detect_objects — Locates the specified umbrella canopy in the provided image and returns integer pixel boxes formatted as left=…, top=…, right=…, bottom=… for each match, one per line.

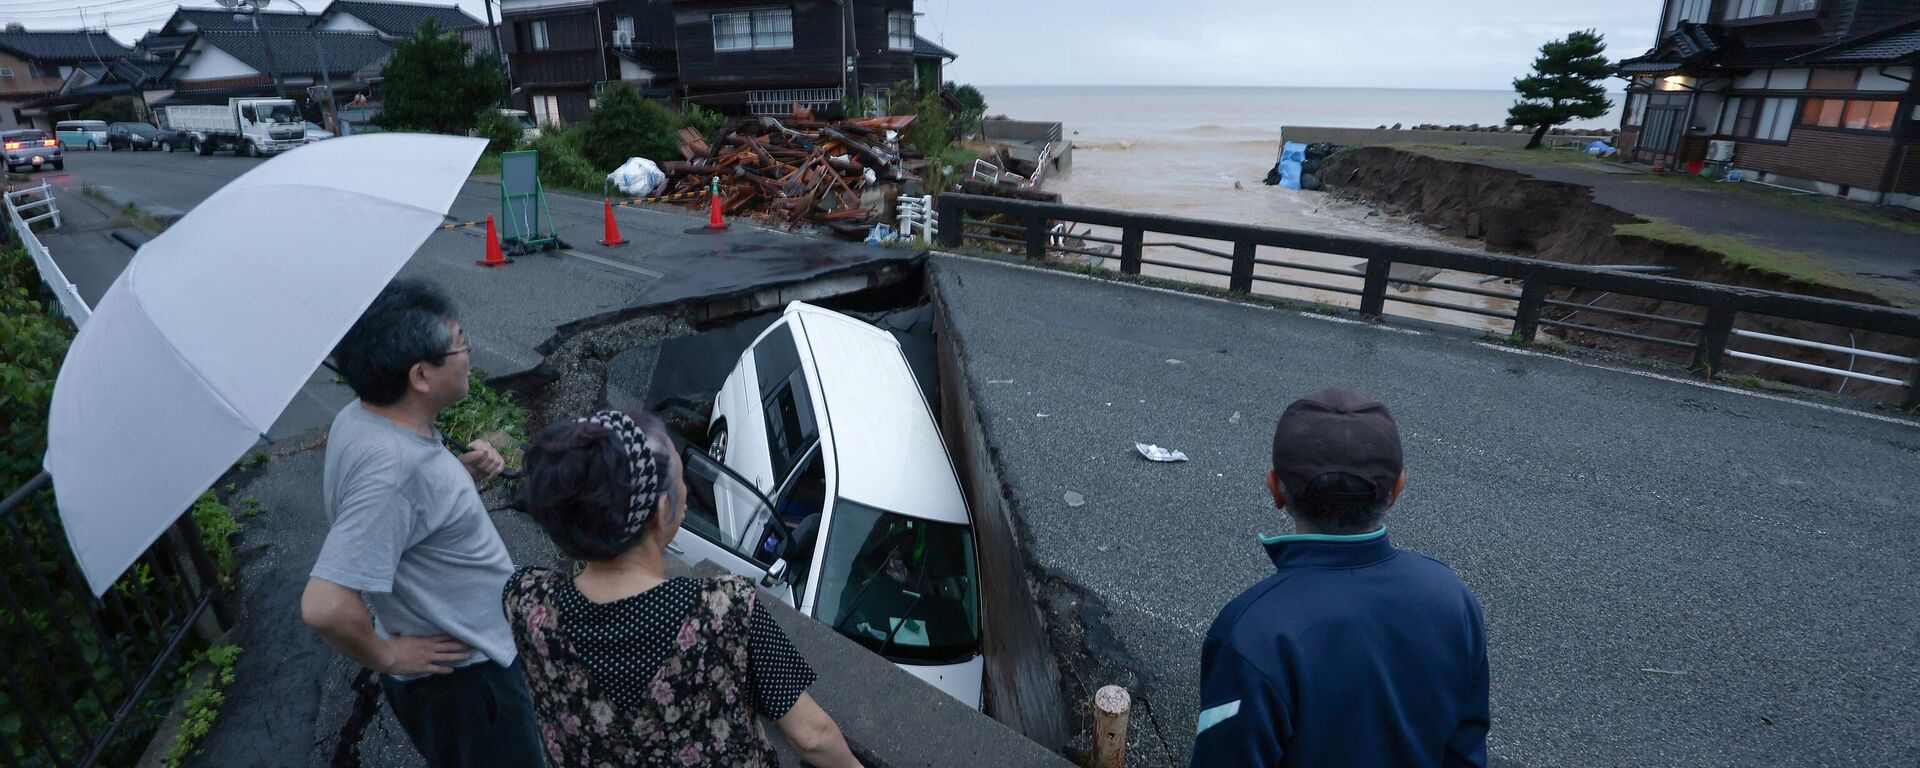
left=47, top=133, right=486, bottom=595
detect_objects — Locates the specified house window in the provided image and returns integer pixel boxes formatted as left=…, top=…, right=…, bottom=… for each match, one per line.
left=1727, top=0, right=1816, bottom=20
left=1667, top=0, right=1711, bottom=29
left=888, top=11, right=914, bottom=50
left=1797, top=98, right=1899, bottom=132
left=0, top=67, right=12, bottom=79
left=531, top=94, right=562, bottom=127
left=1625, top=93, right=1649, bottom=127
left=713, top=8, right=792, bottom=52
left=614, top=16, right=634, bottom=47
left=529, top=20, right=550, bottom=51
left=1728, top=96, right=1794, bottom=140
left=27, top=62, right=55, bottom=78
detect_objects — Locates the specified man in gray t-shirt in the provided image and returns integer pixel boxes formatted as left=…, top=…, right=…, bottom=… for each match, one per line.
left=300, top=279, right=543, bottom=767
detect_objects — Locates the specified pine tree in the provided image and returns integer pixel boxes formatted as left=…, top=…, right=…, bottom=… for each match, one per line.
left=379, top=19, right=504, bottom=135
left=1505, top=30, right=1612, bottom=150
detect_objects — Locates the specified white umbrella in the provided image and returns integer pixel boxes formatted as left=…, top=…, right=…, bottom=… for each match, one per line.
left=46, top=133, right=487, bottom=595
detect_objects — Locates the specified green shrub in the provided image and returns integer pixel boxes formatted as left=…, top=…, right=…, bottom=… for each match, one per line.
left=437, top=372, right=529, bottom=451
left=473, top=109, right=525, bottom=154
left=164, top=644, right=242, bottom=768
left=680, top=103, right=726, bottom=145
left=576, top=83, right=681, bottom=171
left=529, top=128, right=600, bottom=191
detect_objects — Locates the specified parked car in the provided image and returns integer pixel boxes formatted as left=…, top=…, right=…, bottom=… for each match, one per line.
left=2, top=129, right=64, bottom=172
left=54, top=120, right=109, bottom=151
left=679, top=302, right=984, bottom=708
left=301, top=121, right=335, bottom=144
left=153, top=126, right=187, bottom=153
left=106, top=122, right=160, bottom=151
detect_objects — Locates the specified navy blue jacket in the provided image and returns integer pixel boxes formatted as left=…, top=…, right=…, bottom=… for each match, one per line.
left=1191, top=528, right=1488, bottom=768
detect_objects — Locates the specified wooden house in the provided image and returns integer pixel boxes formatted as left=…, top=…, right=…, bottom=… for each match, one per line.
left=498, top=0, right=957, bottom=125
left=1616, top=0, right=1920, bottom=207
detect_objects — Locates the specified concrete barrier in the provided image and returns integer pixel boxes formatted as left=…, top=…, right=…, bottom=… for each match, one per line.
left=672, top=560, right=1075, bottom=768
left=1279, top=125, right=1613, bottom=151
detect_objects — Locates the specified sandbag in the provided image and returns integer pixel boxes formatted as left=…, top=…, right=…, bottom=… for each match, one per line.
left=608, top=157, right=666, bottom=196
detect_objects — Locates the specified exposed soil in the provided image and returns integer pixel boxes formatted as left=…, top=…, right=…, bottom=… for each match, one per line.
left=1321, top=147, right=1918, bottom=404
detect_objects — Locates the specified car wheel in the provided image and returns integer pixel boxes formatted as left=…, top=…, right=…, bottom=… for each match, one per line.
left=159, top=140, right=173, bottom=153
left=87, top=140, right=97, bottom=151
left=707, top=423, right=728, bottom=462
left=52, top=160, right=63, bottom=170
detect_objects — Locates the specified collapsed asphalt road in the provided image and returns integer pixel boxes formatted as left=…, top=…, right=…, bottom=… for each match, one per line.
left=930, top=252, right=1920, bottom=767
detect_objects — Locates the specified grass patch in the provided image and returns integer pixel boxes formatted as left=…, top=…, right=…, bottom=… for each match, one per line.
left=1613, top=218, right=1916, bottom=304
left=470, top=151, right=502, bottom=178
left=1633, top=173, right=1920, bottom=237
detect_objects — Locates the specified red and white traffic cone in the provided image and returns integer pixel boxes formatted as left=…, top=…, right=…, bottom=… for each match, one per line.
left=599, top=199, right=629, bottom=246
left=476, top=214, right=511, bottom=267
left=705, top=177, right=729, bottom=231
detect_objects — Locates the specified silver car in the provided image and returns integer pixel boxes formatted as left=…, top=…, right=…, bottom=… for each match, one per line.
left=3, top=129, right=64, bottom=172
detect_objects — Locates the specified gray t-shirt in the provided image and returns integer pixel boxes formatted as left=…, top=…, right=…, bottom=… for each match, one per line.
left=312, top=402, right=516, bottom=675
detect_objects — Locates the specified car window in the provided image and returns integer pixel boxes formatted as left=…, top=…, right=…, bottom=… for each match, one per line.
left=813, top=499, right=980, bottom=664
left=681, top=447, right=785, bottom=567
left=751, top=323, right=818, bottom=482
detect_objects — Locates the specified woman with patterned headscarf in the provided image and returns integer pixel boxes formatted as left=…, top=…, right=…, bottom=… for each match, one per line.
left=503, top=410, right=862, bottom=767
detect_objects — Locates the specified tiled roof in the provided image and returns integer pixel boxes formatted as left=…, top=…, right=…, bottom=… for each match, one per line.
left=186, top=30, right=392, bottom=79
left=168, top=8, right=317, bottom=33
left=1796, top=20, right=1920, bottom=64
left=913, top=35, right=956, bottom=61
left=0, top=30, right=136, bottom=63
left=326, top=0, right=484, bottom=36
left=137, top=32, right=197, bottom=52
left=111, top=58, right=174, bottom=85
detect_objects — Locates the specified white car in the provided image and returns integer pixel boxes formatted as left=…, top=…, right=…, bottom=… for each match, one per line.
left=675, top=302, right=984, bottom=708
left=302, top=121, right=335, bottom=144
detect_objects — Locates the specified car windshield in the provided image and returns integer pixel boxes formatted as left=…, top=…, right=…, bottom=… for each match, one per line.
left=814, top=499, right=979, bottom=664
left=260, top=105, right=300, bottom=124
left=6, top=131, right=47, bottom=141
left=118, top=123, right=157, bottom=135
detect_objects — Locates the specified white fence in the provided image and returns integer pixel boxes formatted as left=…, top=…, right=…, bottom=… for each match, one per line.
left=5, top=181, right=88, bottom=326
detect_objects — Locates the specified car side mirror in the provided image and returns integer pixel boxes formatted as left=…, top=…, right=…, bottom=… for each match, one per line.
left=761, top=558, right=789, bottom=588
left=241, top=107, right=256, bottom=122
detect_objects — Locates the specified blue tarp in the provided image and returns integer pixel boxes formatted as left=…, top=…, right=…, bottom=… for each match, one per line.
left=1278, top=141, right=1307, bottom=190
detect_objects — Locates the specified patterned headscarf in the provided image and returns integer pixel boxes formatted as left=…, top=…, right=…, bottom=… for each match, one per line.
left=576, top=410, right=663, bottom=537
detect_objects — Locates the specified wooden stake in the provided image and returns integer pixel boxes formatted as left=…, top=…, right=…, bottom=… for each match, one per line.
left=1094, top=685, right=1131, bottom=768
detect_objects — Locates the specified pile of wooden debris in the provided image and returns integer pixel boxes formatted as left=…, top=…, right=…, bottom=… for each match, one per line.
left=657, top=113, right=919, bottom=238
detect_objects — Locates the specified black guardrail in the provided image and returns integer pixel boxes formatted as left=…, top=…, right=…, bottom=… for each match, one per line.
left=0, top=470, right=233, bottom=768
left=935, top=193, right=1920, bottom=409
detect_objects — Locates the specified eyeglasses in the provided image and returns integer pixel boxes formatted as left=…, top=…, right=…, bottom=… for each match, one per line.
left=428, top=345, right=470, bottom=363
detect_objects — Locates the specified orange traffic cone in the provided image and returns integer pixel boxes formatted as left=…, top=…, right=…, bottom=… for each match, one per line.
left=599, top=199, right=629, bottom=246
left=477, top=215, right=511, bottom=267
left=705, top=181, right=729, bottom=231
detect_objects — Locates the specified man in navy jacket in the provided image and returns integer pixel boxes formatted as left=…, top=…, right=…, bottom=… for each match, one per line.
left=1192, top=388, right=1488, bottom=767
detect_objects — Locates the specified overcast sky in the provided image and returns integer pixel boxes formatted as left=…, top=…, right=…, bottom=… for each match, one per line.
left=36, top=0, right=1663, bottom=91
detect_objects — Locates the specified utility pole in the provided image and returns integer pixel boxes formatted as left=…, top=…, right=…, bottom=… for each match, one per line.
left=483, top=0, right=511, bottom=105
left=245, top=6, right=287, bottom=98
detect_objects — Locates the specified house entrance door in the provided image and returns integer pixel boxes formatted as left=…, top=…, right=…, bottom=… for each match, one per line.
left=1635, top=104, right=1687, bottom=167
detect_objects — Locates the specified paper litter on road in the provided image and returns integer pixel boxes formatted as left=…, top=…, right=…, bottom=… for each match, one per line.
left=1136, top=443, right=1190, bottom=462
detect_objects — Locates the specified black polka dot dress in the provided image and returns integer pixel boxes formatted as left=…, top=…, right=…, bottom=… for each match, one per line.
left=503, top=567, right=816, bottom=767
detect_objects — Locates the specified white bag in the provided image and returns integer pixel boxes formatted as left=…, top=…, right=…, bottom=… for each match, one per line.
left=608, top=157, right=666, bottom=197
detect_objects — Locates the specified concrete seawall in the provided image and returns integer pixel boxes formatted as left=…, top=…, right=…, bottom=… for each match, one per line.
left=1280, top=125, right=1613, bottom=151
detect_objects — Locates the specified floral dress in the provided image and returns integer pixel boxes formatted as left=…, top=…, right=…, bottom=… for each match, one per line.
left=502, top=568, right=817, bottom=767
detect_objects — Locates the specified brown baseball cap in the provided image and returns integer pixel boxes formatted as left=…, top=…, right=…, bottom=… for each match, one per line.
left=1270, top=388, right=1403, bottom=504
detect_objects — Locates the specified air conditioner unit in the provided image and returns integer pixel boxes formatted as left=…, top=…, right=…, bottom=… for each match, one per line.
left=611, top=30, right=633, bottom=48
left=1706, top=140, right=1735, bottom=163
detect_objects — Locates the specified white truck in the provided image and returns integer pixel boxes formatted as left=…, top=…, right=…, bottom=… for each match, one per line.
left=160, top=98, right=306, bottom=158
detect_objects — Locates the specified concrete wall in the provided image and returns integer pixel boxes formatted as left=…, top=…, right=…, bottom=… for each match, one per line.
left=930, top=270, right=1074, bottom=751
left=742, top=556, right=1075, bottom=768
left=1280, top=125, right=1613, bottom=150
left=982, top=119, right=1061, bottom=144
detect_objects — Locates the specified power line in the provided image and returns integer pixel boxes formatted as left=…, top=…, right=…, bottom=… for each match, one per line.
left=3, top=1, right=178, bottom=21
left=1, top=0, right=174, bottom=13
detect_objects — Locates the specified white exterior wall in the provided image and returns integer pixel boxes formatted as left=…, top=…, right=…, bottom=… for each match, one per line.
left=1858, top=67, right=1913, bottom=92
left=319, top=14, right=381, bottom=34
left=175, top=42, right=261, bottom=82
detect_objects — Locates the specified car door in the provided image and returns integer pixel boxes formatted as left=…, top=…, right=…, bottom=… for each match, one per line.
left=671, top=445, right=797, bottom=607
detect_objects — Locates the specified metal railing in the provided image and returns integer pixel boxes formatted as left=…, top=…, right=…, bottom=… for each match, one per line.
left=4, top=182, right=88, bottom=326
left=0, top=471, right=233, bottom=767
left=934, top=194, right=1920, bottom=408
left=897, top=194, right=938, bottom=245
left=747, top=87, right=846, bottom=117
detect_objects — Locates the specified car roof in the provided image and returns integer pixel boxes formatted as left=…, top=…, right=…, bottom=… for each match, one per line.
left=784, top=302, right=970, bottom=526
